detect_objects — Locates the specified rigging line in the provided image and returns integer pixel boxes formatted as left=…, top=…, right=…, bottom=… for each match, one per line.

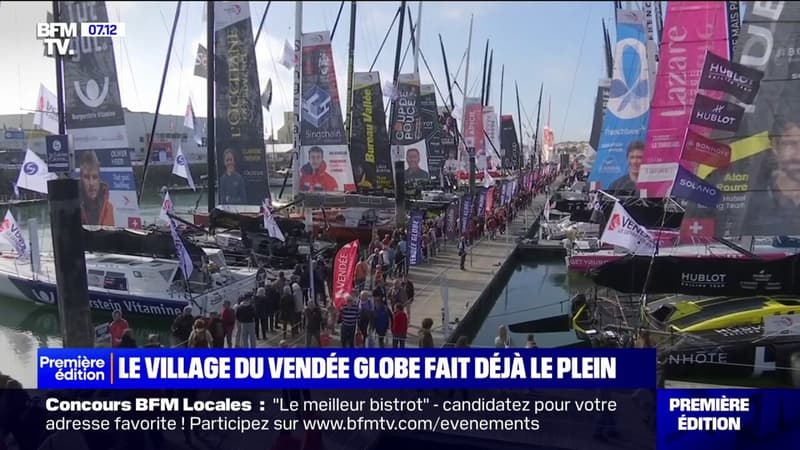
left=115, top=7, right=151, bottom=160
left=330, top=0, right=345, bottom=40
left=253, top=1, right=272, bottom=47
left=559, top=3, right=593, bottom=141
left=369, top=6, right=401, bottom=72
left=383, top=21, right=416, bottom=116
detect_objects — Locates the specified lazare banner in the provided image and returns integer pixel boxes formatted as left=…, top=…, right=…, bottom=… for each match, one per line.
left=637, top=1, right=733, bottom=198
left=299, top=31, right=355, bottom=193
left=36, top=348, right=655, bottom=389
left=588, top=8, right=651, bottom=191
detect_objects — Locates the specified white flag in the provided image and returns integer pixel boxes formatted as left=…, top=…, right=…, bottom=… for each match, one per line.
left=0, top=210, right=29, bottom=260
left=600, top=201, right=657, bottom=255
left=483, top=168, right=494, bottom=188
left=168, top=217, right=193, bottom=279
left=172, top=146, right=196, bottom=191
left=160, top=191, right=174, bottom=224
left=184, top=98, right=195, bottom=129
left=263, top=198, right=285, bottom=242
left=280, top=39, right=294, bottom=69
left=16, top=149, right=55, bottom=195
left=33, top=84, right=59, bottom=134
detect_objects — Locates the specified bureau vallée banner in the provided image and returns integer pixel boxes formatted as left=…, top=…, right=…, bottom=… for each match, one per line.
left=588, top=9, right=651, bottom=192
left=61, top=0, right=141, bottom=228
left=390, top=73, right=428, bottom=185
left=299, top=31, right=355, bottom=193
left=349, top=72, right=392, bottom=192
left=420, top=84, right=445, bottom=183
left=682, top=2, right=800, bottom=238
left=214, top=1, right=270, bottom=206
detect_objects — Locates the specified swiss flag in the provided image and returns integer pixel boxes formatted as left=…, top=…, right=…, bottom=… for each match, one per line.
left=680, top=217, right=715, bottom=243
left=128, top=217, right=143, bottom=229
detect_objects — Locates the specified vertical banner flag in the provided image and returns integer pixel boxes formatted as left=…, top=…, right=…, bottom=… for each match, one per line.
left=214, top=1, right=270, bottom=206
left=445, top=201, right=458, bottom=240
left=485, top=186, right=495, bottom=215
left=62, top=0, right=142, bottom=228
left=299, top=31, right=355, bottom=193
left=34, top=84, right=59, bottom=134
left=350, top=72, right=392, bottom=191
left=637, top=2, right=732, bottom=198
left=476, top=189, right=487, bottom=218
left=460, top=194, right=473, bottom=234
left=588, top=8, right=651, bottom=191
left=193, top=44, right=208, bottom=78
left=461, top=97, right=484, bottom=172
left=420, top=84, right=445, bottom=183
left=172, top=146, right=196, bottom=191
left=499, top=115, right=520, bottom=170
left=168, top=217, right=194, bottom=279
left=482, top=106, right=499, bottom=170
left=588, top=79, right=610, bottom=152
left=262, top=199, right=285, bottom=242
left=407, top=209, right=424, bottom=266
left=16, top=149, right=55, bottom=194
left=184, top=98, right=203, bottom=145
left=160, top=191, right=173, bottom=224
left=0, top=210, right=29, bottom=260
left=600, top=201, right=657, bottom=255
left=332, top=239, right=359, bottom=309
left=390, top=73, right=428, bottom=184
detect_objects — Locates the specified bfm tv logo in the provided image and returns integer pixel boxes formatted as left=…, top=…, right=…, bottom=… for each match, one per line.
left=36, top=22, right=77, bottom=57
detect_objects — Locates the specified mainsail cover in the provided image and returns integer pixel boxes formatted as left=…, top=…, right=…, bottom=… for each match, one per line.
left=636, top=1, right=735, bottom=198
left=682, top=2, right=800, bottom=238
left=214, top=1, right=270, bottom=206
left=592, top=253, right=800, bottom=296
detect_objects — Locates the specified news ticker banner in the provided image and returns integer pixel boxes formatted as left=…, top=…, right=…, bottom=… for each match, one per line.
left=658, top=389, right=800, bottom=450
left=37, top=348, right=655, bottom=389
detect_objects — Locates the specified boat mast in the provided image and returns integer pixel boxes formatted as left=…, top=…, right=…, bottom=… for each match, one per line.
left=515, top=80, right=522, bottom=170
left=140, top=2, right=182, bottom=204
left=462, top=14, right=474, bottom=194
left=499, top=64, right=504, bottom=116
left=438, top=34, right=455, bottom=110
left=533, top=83, right=543, bottom=167
left=52, top=1, right=65, bottom=135
left=291, top=1, right=303, bottom=201
left=206, top=1, right=216, bottom=213
left=344, top=1, right=357, bottom=145
left=389, top=0, right=407, bottom=228
left=485, top=50, right=493, bottom=106
left=479, top=40, right=488, bottom=106
left=413, top=1, right=422, bottom=73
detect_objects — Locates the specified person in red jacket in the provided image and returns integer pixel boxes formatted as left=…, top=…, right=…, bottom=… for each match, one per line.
left=391, top=303, right=408, bottom=348
left=109, top=310, right=129, bottom=348
left=299, top=146, right=339, bottom=192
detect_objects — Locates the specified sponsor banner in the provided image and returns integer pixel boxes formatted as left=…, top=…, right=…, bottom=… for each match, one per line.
left=592, top=253, right=800, bottom=296
left=726, top=0, right=741, bottom=58
left=214, top=2, right=270, bottom=205
left=460, top=194, right=473, bottom=234
left=34, top=83, right=59, bottom=134
left=61, top=1, right=128, bottom=149
left=638, top=1, right=732, bottom=198
left=500, top=115, right=521, bottom=169
left=45, top=135, right=70, bottom=174
left=689, top=94, right=745, bottom=132
left=390, top=73, right=428, bottom=184
left=482, top=106, right=499, bottom=170
left=600, top=201, right=657, bottom=255
left=588, top=9, right=651, bottom=190
left=445, top=201, right=458, bottom=240
left=350, top=72, right=392, bottom=192
left=670, top=164, right=722, bottom=207
left=588, top=79, right=610, bottom=151
left=485, top=186, right=495, bottom=215
left=461, top=97, right=484, bottom=170
left=0, top=210, right=29, bottom=259
left=16, top=149, right=54, bottom=195
left=332, top=240, right=359, bottom=309
left=476, top=188, right=487, bottom=219
left=167, top=216, right=193, bottom=279
left=407, top=209, right=424, bottom=266
left=699, top=50, right=764, bottom=104
left=681, top=128, right=731, bottom=168
left=420, top=84, right=445, bottom=183
left=75, top=149, right=140, bottom=228
left=172, top=146, right=195, bottom=190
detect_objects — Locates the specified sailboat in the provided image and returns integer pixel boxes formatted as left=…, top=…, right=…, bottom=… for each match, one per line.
left=0, top=1, right=261, bottom=317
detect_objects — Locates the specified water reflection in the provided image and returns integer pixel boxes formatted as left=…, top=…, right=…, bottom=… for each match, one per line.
left=473, top=256, right=593, bottom=348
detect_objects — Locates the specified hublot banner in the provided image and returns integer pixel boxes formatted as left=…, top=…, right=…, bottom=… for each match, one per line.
left=689, top=94, right=745, bottom=132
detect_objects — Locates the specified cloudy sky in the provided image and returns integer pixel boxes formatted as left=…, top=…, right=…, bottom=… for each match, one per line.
left=0, top=1, right=617, bottom=143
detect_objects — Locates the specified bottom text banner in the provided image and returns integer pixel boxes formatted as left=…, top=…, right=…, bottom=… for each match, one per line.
left=3, top=389, right=656, bottom=450
left=658, top=389, right=800, bottom=450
